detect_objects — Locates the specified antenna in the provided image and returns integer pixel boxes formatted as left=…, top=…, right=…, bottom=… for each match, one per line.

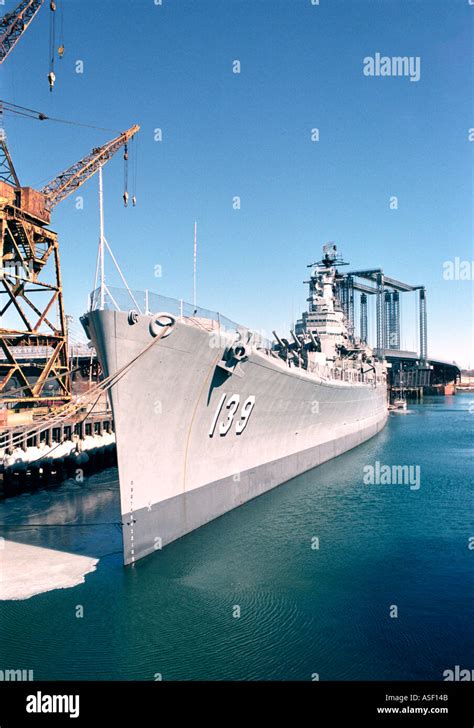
left=307, top=242, right=349, bottom=269
left=98, top=166, right=105, bottom=309
left=91, top=166, right=142, bottom=313
left=92, top=166, right=106, bottom=309
left=193, top=221, right=197, bottom=312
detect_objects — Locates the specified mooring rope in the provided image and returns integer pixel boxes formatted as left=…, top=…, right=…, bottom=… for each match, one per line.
left=2, top=321, right=172, bottom=450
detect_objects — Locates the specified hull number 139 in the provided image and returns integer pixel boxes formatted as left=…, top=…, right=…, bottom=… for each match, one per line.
left=208, top=394, right=256, bottom=437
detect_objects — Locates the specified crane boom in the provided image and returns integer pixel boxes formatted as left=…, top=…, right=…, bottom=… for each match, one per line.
left=41, top=124, right=140, bottom=211
left=1, top=121, right=139, bottom=406
left=0, top=138, right=21, bottom=187
left=0, top=0, right=44, bottom=64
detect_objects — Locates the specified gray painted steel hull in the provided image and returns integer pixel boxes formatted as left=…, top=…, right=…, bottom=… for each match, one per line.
left=86, top=310, right=388, bottom=564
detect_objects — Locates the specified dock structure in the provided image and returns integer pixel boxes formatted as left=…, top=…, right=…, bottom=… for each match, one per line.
left=335, top=268, right=427, bottom=357
left=0, top=410, right=113, bottom=452
left=335, top=269, right=459, bottom=398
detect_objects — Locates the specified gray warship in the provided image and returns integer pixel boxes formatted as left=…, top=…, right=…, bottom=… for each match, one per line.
left=82, top=244, right=388, bottom=564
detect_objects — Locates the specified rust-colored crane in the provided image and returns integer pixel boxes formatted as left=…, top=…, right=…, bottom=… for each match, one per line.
left=0, top=124, right=139, bottom=405
left=41, top=125, right=140, bottom=210
left=0, top=0, right=44, bottom=65
left=1, top=0, right=65, bottom=91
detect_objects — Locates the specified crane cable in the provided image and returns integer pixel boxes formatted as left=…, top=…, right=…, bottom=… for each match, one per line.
left=2, top=320, right=174, bottom=451
left=131, top=135, right=137, bottom=206
left=58, top=0, right=65, bottom=59
left=1, top=100, right=138, bottom=202
left=0, top=100, right=121, bottom=133
left=123, top=143, right=128, bottom=207
left=48, top=1, right=57, bottom=92
left=124, top=137, right=137, bottom=207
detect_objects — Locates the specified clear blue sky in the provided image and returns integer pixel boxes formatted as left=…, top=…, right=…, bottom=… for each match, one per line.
left=2, top=0, right=473, bottom=365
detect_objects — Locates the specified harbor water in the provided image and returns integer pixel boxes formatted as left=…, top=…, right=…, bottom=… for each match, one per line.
left=0, top=394, right=472, bottom=680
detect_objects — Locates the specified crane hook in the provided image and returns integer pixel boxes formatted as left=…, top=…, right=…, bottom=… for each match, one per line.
left=58, top=44, right=65, bottom=59
left=123, top=191, right=129, bottom=207
left=48, top=71, right=56, bottom=92
left=132, top=195, right=136, bottom=207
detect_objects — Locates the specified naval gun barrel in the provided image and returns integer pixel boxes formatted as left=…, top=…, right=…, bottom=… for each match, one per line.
left=290, top=330, right=303, bottom=349
left=272, top=330, right=286, bottom=349
left=308, top=330, right=321, bottom=351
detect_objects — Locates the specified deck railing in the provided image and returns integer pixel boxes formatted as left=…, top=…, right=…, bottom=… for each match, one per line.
left=89, top=287, right=274, bottom=350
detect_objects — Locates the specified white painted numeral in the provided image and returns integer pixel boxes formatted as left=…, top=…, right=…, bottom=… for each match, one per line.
left=208, top=393, right=226, bottom=437
left=236, top=396, right=256, bottom=434
left=219, top=394, right=240, bottom=436
left=209, top=393, right=256, bottom=437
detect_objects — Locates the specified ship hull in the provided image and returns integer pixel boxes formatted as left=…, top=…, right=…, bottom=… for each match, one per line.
left=86, top=309, right=388, bottom=564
